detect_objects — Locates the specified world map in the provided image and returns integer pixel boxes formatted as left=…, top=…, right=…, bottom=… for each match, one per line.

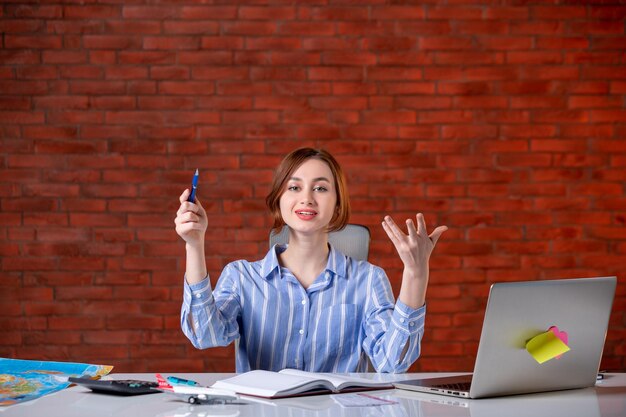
left=0, top=358, right=112, bottom=406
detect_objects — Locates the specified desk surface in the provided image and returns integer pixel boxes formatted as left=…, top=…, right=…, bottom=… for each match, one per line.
left=2, top=372, right=625, bottom=417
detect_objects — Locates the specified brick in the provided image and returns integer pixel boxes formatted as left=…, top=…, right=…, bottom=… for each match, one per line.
left=570, top=22, right=624, bottom=36
left=591, top=110, right=626, bottom=122
left=83, top=330, right=142, bottom=345
left=566, top=52, right=622, bottom=65
left=308, top=67, right=362, bottom=81
left=421, top=36, right=474, bottom=51
left=379, top=51, right=434, bottom=66
left=418, top=110, right=473, bottom=124
left=144, top=36, right=200, bottom=50
left=363, top=111, right=416, bottom=124
left=246, top=37, right=301, bottom=50
left=58, top=65, right=103, bottom=79
left=239, top=6, right=295, bottom=20
left=280, top=22, right=336, bottom=36
left=593, top=37, right=626, bottom=50
left=83, top=35, right=141, bottom=50
left=47, top=110, right=104, bottom=125
left=507, top=51, right=563, bottom=65
left=531, top=139, right=586, bottom=152
left=533, top=6, right=586, bottom=19
left=436, top=52, right=504, bottom=65
left=118, top=51, right=176, bottom=65
left=0, top=50, right=39, bottom=65
left=16, top=66, right=57, bottom=82
left=477, top=37, right=532, bottom=50
left=233, top=51, right=271, bottom=65
left=43, top=50, right=88, bottom=64
left=510, top=96, right=565, bottom=109
left=33, top=96, right=89, bottom=110
left=6, top=5, right=62, bottom=18
left=5, top=35, right=62, bottom=49
left=250, top=68, right=307, bottom=81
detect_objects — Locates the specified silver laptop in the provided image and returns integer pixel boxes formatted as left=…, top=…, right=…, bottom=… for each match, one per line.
left=394, top=276, right=617, bottom=399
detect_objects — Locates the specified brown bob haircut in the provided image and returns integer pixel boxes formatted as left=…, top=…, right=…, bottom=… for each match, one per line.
left=266, top=148, right=350, bottom=233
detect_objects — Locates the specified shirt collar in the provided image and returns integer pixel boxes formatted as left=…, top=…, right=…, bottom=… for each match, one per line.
left=260, top=243, right=349, bottom=280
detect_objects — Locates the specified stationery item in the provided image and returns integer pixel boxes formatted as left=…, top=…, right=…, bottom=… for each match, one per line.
left=167, top=376, right=199, bottom=386
left=155, top=374, right=238, bottom=404
left=525, top=326, right=570, bottom=364
left=211, top=369, right=393, bottom=399
left=187, top=168, right=199, bottom=203
left=394, top=276, right=616, bottom=399
left=0, top=358, right=113, bottom=406
left=68, top=377, right=159, bottom=396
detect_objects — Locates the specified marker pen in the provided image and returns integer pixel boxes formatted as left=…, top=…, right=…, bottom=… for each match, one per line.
left=167, top=376, right=200, bottom=386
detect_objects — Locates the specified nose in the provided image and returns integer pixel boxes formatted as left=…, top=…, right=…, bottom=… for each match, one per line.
left=300, top=189, right=315, bottom=206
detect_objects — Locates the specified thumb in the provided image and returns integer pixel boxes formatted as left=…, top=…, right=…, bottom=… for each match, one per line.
left=429, top=225, right=448, bottom=246
left=179, top=189, right=190, bottom=204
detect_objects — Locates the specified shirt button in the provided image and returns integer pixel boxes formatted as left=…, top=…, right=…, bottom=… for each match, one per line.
left=299, top=329, right=304, bottom=335
left=400, top=318, right=405, bottom=323
left=195, top=294, right=202, bottom=299
left=409, top=322, right=415, bottom=327
left=301, top=300, right=306, bottom=305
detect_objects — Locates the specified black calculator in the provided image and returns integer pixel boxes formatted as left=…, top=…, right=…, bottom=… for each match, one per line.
left=68, top=377, right=160, bottom=396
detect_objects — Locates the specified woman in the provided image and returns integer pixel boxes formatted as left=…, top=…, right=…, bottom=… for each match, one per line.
left=175, top=148, right=447, bottom=373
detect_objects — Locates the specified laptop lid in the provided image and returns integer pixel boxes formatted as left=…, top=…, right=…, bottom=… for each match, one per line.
left=469, top=276, right=616, bottom=398
left=394, top=276, right=617, bottom=399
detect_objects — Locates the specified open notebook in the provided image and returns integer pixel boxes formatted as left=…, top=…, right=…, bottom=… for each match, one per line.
left=212, top=369, right=393, bottom=399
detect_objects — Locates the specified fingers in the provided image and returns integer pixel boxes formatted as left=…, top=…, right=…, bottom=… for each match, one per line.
left=416, top=213, right=428, bottom=236
left=384, top=213, right=448, bottom=245
left=429, top=225, right=448, bottom=246
left=382, top=216, right=406, bottom=243
left=177, top=190, right=203, bottom=216
left=406, top=219, right=418, bottom=240
left=175, top=210, right=200, bottom=225
left=381, top=218, right=400, bottom=245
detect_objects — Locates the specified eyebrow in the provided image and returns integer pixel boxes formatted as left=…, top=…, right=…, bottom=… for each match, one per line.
left=289, top=176, right=331, bottom=183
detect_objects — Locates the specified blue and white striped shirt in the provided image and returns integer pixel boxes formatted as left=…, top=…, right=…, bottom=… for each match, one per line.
left=181, top=244, right=426, bottom=373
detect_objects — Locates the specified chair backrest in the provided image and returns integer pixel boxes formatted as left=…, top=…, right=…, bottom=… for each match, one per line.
left=269, top=224, right=370, bottom=261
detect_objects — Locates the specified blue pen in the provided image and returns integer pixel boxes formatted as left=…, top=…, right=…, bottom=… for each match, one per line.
left=188, top=169, right=199, bottom=203
left=167, top=376, right=199, bottom=386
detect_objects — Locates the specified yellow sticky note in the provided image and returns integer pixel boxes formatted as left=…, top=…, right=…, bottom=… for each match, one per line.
left=526, top=331, right=570, bottom=364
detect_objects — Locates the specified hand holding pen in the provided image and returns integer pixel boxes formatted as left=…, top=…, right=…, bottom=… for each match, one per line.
left=175, top=169, right=207, bottom=248
left=175, top=169, right=208, bottom=285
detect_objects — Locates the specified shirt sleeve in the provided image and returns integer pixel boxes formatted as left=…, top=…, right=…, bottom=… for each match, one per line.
left=180, top=263, right=242, bottom=349
left=362, top=265, right=426, bottom=373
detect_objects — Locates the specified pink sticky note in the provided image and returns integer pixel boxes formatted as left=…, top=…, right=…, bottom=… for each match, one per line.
left=548, top=326, right=568, bottom=359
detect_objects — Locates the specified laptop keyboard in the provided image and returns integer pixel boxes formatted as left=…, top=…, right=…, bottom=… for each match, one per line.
left=433, top=382, right=471, bottom=391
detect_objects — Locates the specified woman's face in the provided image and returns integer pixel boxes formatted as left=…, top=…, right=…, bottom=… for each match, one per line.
left=279, top=158, right=338, bottom=236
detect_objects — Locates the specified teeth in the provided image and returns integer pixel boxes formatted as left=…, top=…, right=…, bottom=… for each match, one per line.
left=297, top=211, right=315, bottom=215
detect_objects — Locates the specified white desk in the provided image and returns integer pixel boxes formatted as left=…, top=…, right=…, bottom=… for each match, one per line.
left=2, top=373, right=625, bottom=417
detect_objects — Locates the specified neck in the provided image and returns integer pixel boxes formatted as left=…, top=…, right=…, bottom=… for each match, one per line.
left=278, top=230, right=330, bottom=288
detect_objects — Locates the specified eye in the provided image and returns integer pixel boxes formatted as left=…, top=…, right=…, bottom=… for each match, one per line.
left=287, top=185, right=300, bottom=192
left=314, top=186, right=328, bottom=192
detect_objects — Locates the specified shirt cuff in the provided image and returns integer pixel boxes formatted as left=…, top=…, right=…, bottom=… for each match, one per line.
left=183, top=274, right=212, bottom=307
left=391, top=300, right=426, bottom=335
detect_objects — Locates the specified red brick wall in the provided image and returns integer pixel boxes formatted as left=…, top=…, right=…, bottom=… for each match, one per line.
left=1, top=2, right=625, bottom=373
